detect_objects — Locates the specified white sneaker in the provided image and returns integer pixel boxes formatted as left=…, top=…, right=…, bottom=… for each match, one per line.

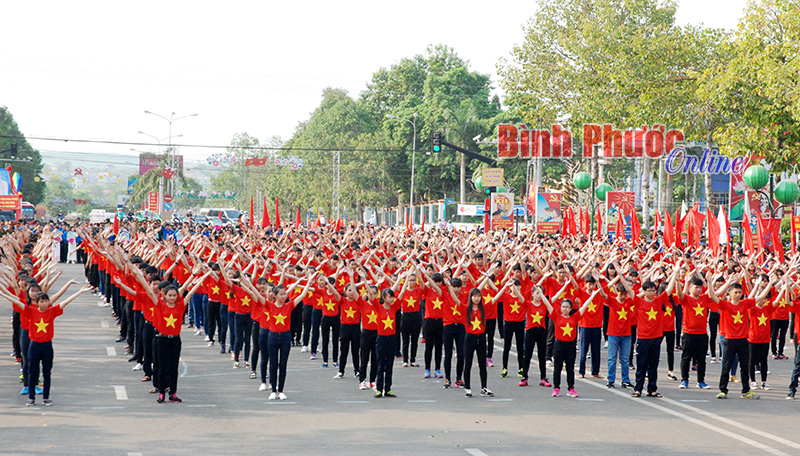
left=268, top=392, right=277, bottom=400
left=132, top=363, right=143, bottom=371
left=233, top=362, right=239, bottom=369
left=710, top=358, right=717, bottom=364
left=300, top=346, right=308, bottom=353
left=204, top=336, right=210, bottom=342
left=370, top=382, right=376, bottom=390
left=334, top=372, right=344, bottom=379
left=750, top=381, right=758, bottom=389
left=244, top=361, right=251, bottom=368
left=546, top=360, right=553, bottom=368
left=207, top=341, right=214, bottom=347
left=762, top=382, right=771, bottom=390
left=259, top=383, right=268, bottom=391
left=103, top=302, right=111, bottom=307
left=359, top=381, right=368, bottom=390
left=195, top=330, right=202, bottom=336
left=278, top=392, right=288, bottom=400
left=603, top=341, right=608, bottom=349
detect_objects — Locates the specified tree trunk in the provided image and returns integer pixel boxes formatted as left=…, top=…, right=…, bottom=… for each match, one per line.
left=460, top=154, right=466, bottom=204
left=704, top=131, right=714, bottom=212
left=641, top=157, right=650, bottom=228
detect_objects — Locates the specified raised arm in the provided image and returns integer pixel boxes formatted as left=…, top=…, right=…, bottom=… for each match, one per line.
left=57, top=284, right=94, bottom=309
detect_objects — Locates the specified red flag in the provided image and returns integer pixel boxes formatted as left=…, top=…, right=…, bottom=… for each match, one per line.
left=675, top=208, right=683, bottom=248
left=757, top=213, right=784, bottom=262
left=421, top=213, right=425, bottom=232
left=631, top=212, right=641, bottom=245
left=249, top=196, right=254, bottom=228
left=245, top=158, right=254, bottom=167
left=262, top=197, right=271, bottom=228
left=652, top=211, right=661, bottom=241
left=296, top=207, right=301, bottom=229
left=742, top=211, right=754, bottom=256
left=568, top=207, right=577, bottom=236
left=561, top=209, right=570, bottom=237
left=405, top=212, right=411, bottom=234
left=615, top=213, right=625, bottom=243
left=113, top=211, right=119, bottom=235
left=792, top=216, right=800, bottom=256
left=578, top=206, right=585, bottom=235
left=707, top=206, right=720, bottom=258
left=595, top=206, right=603, bottom=239
left=275, top=197, right=281, bottom=228
left=313, top=211, right=321, bottom=229
left=584, top=208, right=590, bottom=236
left=664, top=210, right=675, bottom=247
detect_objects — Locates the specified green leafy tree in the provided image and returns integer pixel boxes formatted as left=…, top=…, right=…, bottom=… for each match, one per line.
left=0, top=107, right=46, bottom=204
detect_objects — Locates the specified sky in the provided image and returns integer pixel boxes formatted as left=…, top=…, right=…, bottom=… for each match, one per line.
left=1, top=0, right=750, bottom=171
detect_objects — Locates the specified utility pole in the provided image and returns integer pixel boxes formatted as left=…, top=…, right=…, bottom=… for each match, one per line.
left=332, top=150, right=340, bottom=220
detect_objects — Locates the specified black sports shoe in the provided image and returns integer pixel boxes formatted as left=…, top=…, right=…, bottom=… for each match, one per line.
left=157, top=393, right=165, bottom=403
left=621, top=382, right=633, bottom=388
left=169, top=394, right=182, bottom=403
left=607, top=382, right=615, bottom=388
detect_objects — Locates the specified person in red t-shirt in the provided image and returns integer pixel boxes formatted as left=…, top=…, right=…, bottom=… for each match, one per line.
left=708, top=274, right=773, bottom=400
left=462, top=288, right=493, bottom=398
left=535, top=286, right=600, bottom=398
left=397, top=269, right=424, bottom=367
left=492, top=277, right=526, bottom=379
left=4, top=283, right=92, bottom=406
left=577, top=274, right=610, bottom=380
left=676, top=274, right=713, bottom=388
left=375, top=288, right=400, bottom=397
left=748, top=278, right=779, bottom=390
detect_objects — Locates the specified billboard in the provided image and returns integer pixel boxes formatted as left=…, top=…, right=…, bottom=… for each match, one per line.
left=490, top=192, right=514, bottom=230
left=534, top=192, right=562, bottom=234
left=139, top=154, right=184, bottom=176
left=606, top=191, right=635, bottom=238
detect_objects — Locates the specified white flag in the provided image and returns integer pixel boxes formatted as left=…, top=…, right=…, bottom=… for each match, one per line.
left=717, top=206, right=728, bottom=245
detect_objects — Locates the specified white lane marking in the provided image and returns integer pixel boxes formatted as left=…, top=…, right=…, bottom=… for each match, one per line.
left=680, top=399, right=709, bottom=403
left=92, top=406, right=126, bottom=409
left=113, top=385, right=128, bottom=400
left=338, top=401, right=368, bottom=404
left=128, top=453, right=143, bottom=456
left=661, top=396, right=800, bottom=451
left=179, top=358, right=188, bottom=378
left=579, top=379, right=789, bottom=456
left=187, top=404, right=217, bottom=408
left=485, top=398, right=512, bottom=402
left=106, top=347, right=116, bottom=356
left=407, top=399, right=437, bottom=403
left=576, top=398, right=605, bottom=401
left=465, top=449, right=489, bottom=456
left=101, top=321, right=109, bottom=328
left=265, top=401, right=296, bottom=405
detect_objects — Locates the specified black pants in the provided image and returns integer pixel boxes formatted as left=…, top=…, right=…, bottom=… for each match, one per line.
left=503, top=320, right=525, bottom=372
left=485, top=318, right=497, bottom=359
left=602, top=306, right=610, bottom=342
left=339, top=323, right=360, bottom=375
left=749, top=341, right=769, bottom=383
left=681, top=333, right=708, bottom=382
left=545, top=317, right=555, bottom=360
left=708, top=312, right=720, bottom=358
left=664, top=330, right=675, bottom=371
left=233, top=313, right=252, bottom=362
left=401, top=312, right=422, bottom=364
left=360, top=329, right=378, bottom=383
left=251, top=320, right=261, bottom=370
left=553, top=339, right=577, bottom=389
left=463, top=332, right=487, bottom=390
left=771, top=319, right=789, bottom=356
left=674, top=305, right=683, bottom=346
left=394, top=309, right=402, bottom=356
left=206, top=300, right=222, bottom=343
left=291, top=302, right=303, bottom=345
left=27, top=340, right=53, bottom=400
left=634, top=337, right=661, bottom=394
left=142, top=323, right=155, bottom=380
left=720, top=338, right=750, bottom=394
left=522, top=326, right=547, bottom=381
left=268, top=331, right=291, bottom=393
left=629, top=325, right=638, bottom=368
left=321, top=315, right=340, bottom=364
left=134, top=310, right=144, bottom=363
left=423, top=318, right=443, bottom=371
left=443, top=323, right=465, bottom=382
left=302, top=304, right=313, bottom=346
left=258, top=328, right=270, bottom=383
left=376, top=334, right=396, bottom=394
left=12, top=310, right=21, bottom=358
left=154, top=335, right=181, bottom=395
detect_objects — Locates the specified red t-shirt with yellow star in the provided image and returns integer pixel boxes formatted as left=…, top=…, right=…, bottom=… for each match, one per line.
left=525, top=301, right=547, bottom=330
left=466, top=307, right=485, bottom=335
left=376, top=300, right=400, bottom=336
left=267, top=300, right=294, bottom=333
left=481, top=288, right=498, bottom=320
left=442, top=289, right=467, bottom=326
left=25, top=305, right=63, bottom=343
left=550, top=310, right=580, bottom=342
left=154, top=296, right=186, bottom=336
left=206, top=277, right=228, bottom=303
left=606, top=296, right=633, bottom=337
left=424, top=287, right=445, bottom=320
left=340, top=297, right=362, bottom=325
left=633, top=293, right=669, bottom=339
left=501, top=291, right=525, bottom=322
left=716, top=298, right=755, bottom=340
left=252, top=299, right=272, bottom=330
left=680, top=294, right=713, bottom=335
left=748, top=304, right=772, bottom=344
left=398, top=288, right=423, bottom=313
left=360, top=298, right=379, bottom=331
left=576, top=288, right=604, bottom=329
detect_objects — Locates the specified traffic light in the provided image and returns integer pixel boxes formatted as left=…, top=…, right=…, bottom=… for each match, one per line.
left=431, top=132, right=442, bottom=153
left=484, top=186, right=496, bottom=196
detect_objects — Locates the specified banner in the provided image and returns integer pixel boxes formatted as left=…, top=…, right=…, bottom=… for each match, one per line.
left=457, top=204, right=478, bottom=216
left=0, top=195, right=21, bottom=211
left=139, top=154, right=184, bottom=176
left=149, top=191, right=159, bottom=212
left=534, top=192, right=562, bottom=234
left=490, top=192, right=514, bottom=230
left=482, top=168, right=504, bottom=187
left=606, top=191, right=635, bottom=239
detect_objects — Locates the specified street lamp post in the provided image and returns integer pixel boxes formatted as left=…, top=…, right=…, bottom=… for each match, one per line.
left=386, top=113, right=417, bottom=224
left=143, top=111, right=197, bottom=213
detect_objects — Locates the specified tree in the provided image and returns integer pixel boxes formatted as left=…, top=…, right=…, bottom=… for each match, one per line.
left=0, top=107, right=46, bottom=204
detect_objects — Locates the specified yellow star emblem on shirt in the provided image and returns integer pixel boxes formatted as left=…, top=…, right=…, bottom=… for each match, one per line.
left=451, top=304, right=461, bottom=316
left=569, top=288, right=575, bottom=296
left=338, top=277, right=345, bottom=286
left=665, top=306, right=673, bottom=316
left=471, top=317, right=482, bottom=331
left=405, top=297, right=418, bottom=309
left=587, top=303, right=597, bottom=313
left=530, top=313, right=544, bottom=325
left=345, top=307, right=357, bottom=319
left=359, top=287, right=367, bottom=296
left=211, top=285, right=220, bottom=295
left=779, top=299, right=787, bottom=308
left=509, top=302, right=521, bottom=313
left=164, top=313, right=177, bottom=328
left=273, top=313, right=287, bottom=326
left=431, top=298, right=443, bottom=310
left=316, top=297, right=324, bottom=307
left=367, top=311, right=378, bottom=324
left=184, top=268, right=190, bottom=275
left=483, top=294, right=493, bottom=304
left=264, top=311, right=270, bottom=322
left=694, top=304, right=704, bottom=316
left=382, top=316, right=394, bottom=330
left=757, top=314, right=768, bottom=326
left=324, top=300, right=336, bottom=311
left=561, top=323, right=574, bottom=338
left=34, top=318, right=49, bottom=333
left=646, top=308, right=658, bottom=321
left=732, top=311, right=744, bottom=324
left=617, top=307, right=628, bottom=320
left=241, top=296, right=251, bottom=307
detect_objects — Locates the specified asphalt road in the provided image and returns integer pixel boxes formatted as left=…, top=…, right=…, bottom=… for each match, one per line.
left=2, top=264, right=800, bottom=456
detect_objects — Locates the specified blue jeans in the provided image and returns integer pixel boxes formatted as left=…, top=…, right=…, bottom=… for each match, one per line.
left=20, top=329, right=30, bottom=387
left=579, top=327, right=602, bottom=376
left=607, top=335, right=631, bottom=384
left=789, top=341, right=800, bottom=394
left=268, top=331, right=291, bottom=393
left=258, top=328, right=270, bottom=383
left=192, top=293, right=207, bottom=334
left=98, top=270, right=105, bottom=295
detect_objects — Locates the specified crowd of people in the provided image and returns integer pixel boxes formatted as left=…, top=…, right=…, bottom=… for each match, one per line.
left=6, top=217, right=800, bottom=406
